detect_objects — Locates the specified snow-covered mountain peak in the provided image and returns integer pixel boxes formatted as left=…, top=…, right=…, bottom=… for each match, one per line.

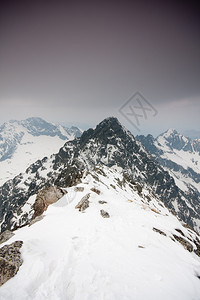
left=1, top=116, right=197, bottom=233
left=0, top=118, right=82, bottom=185
left=157, top=128, right=189, bottom=150
left=163, top=128, right=178, bottom=137
left=137, top=129, right=200, bottom=227
left=79, top=117, right=136, bottom=150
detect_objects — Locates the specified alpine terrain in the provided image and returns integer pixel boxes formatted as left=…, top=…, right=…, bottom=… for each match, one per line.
left=0, top=166, right=200, bottom=299
left=137, top=129, right=200, bottom=231
left=0, top=117, right=82, bottom=185
left=0, top=117, right=200, bottom=299
left=0, top=117, right=199, bottom=233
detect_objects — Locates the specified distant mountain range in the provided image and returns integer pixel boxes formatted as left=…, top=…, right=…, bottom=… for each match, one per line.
left=137, top=129, right=200, bottom=229
left=0, top=117, right=82, bottom=185
left=0, top=117, right=199, bottom=234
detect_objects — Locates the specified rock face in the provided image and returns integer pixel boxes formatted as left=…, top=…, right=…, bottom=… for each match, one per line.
left=173, top=235, right=193, bottom=252
left=0, top=231, right=15, bottom=245
left=90, top=188, right=101, bottom=195
left=0, top=241, right=23, bottom=286
left=74, top=187, right=84, bottom=192
left=33, top=186, right=66, bottom=218
left=100, top=210, right=110, bottom=218
left=75, top=194, right=90, bottom=212
left=99, top=201, right=107, bottom=204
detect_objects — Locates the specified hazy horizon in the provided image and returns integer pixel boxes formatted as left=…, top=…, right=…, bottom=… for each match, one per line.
left=1, top=0, right=199, bottom=137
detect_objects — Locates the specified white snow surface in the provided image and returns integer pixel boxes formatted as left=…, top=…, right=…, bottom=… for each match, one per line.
left=156, top=134, right=200, bottom=192
left=0, top=119, right=81, bottom=185
left=0, top=134, right=66, bottom=185
left=0, top=167, right=200, bottom=300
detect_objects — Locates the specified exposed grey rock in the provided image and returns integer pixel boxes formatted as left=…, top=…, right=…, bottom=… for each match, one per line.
left=136, top=184, right=143, bottom=194
left=110, top=184, right=116, bottom=189
left=74, top=187, right=84, bottom=192
left=75, top=193, right=90, bottom=212
left=0, top=241, right=23, bottom=286
left=100, top=210, right=110, bottom=218
left=175, top=228, right=185, bottom=236
left=173, top=235, right=193, bottom=252
left=90, top=188, right=101, bottom=195
left=33, top=186, right=66, bottom=219
left=153, top=227, right=166, bottom=236
left=0, top=230, right=15, bottom=245
left=29, top=215, right=44, bottom=227
left=194, top=237, right=200, bottom=257
left=99, top=201, right=107, bottom=204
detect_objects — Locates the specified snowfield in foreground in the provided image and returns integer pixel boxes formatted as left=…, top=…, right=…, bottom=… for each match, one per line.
left=0, top=167, right=200, bottom=300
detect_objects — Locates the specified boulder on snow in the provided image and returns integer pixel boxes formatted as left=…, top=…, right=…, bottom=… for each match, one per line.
left=100, top=210, right=110, bottom=218
left=99, top=201, right=107, bottom=204
left=33, top=186, right=66, bottom=219
left=90, top=187, right=101, bottom=195
left=74, top=186, right=84, bottom=192
left=75, top=193, right=90, bottom=212
left=0, top=241, right=23, bottom=286
left=0, top=230, right=15, bottom=245
left=153, top=227, right=166, bottom=236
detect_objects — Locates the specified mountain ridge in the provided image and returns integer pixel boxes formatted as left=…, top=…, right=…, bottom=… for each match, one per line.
left=0, top=117, right=199, bottom=233
left=0, top=166, right=200, bottom=299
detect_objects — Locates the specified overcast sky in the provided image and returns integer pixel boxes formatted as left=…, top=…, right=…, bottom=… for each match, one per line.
left=0, top=0, right=199, bottom=136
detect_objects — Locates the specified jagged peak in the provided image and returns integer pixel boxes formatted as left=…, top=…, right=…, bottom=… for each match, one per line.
left=162, top=128, right=179, bottom=138
left=96, top=117, right=134, bottom=138
left=79, top=117, right=135, bottom=146
left=97, top=116, right=121, bottom=126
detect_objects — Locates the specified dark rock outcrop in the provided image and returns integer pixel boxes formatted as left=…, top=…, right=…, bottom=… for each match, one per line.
left=91, top=188, right=101, bottom=195
left=153, top=227, right=166, bottom=236
left=173, top=235, right=193, bottom=252
left=75, top=194, right=90, bottom=212
left=99, top=201, right=107, bottom=204
left=100, top=210, right=110, bottom=218
left=74, top=187, right=84, bottom=192
left=33, top=186, right=66, bottom=219
left=0, top=241, right=23, bottom=286
left=0, top=230, right=15, bottom=245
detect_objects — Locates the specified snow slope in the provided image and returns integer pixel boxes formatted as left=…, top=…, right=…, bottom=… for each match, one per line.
left=0, top=167, right=200, bottom=300
left=137, top=129, right=200, bottom=229
left=0, top=118, right=82, bottom=185
left=155, top=129, right=200, bottom=192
